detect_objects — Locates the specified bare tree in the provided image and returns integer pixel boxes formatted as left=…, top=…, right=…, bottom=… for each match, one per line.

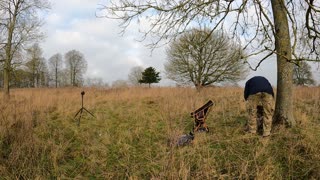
left=25, top=43, right=47, bottom=87
left=64, top=50, right=87, bottom=87
left=293, top=62, right=315, bottom=86
left=128, top=66, right=144, bottom=86
left=11, top=68, right=29, bottom=87
left=58, top=69, right=69, bottom=87
left=85, top=77, right=106, bottom=87
left=112, top=79, right=128, bottom=88
left=102, top=0, right=320, bottom=127
left=48, top=53, right=63, bottom=88
left=0, top=0, right=50, bottom=98
left=165, top=29, right=248, bottom=89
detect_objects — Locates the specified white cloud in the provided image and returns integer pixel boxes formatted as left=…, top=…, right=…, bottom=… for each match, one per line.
left=45, top=13, right=62, bottom=26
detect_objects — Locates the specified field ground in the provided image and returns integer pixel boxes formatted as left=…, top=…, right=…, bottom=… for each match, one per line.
left=0, top=87, right=319, bottom=179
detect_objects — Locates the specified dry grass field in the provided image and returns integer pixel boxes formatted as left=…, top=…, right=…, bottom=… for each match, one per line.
left=0, top=86, right=319, bottom=179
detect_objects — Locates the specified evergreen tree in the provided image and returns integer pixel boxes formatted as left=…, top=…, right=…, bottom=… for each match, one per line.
left=139, top=67, right=161, bottom=87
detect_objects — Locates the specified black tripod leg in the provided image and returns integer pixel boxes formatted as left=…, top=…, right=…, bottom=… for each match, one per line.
left=83, top=108, right=95, bottom=118
left=77, top=109, right=83, bottom=126
left=74, top=109, right=82, bottom=118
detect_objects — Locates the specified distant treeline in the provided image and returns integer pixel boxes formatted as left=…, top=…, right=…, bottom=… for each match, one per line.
left=0, top=44, right=102, bottom=88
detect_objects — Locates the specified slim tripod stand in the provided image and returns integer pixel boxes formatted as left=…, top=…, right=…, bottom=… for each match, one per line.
left=74, top=91, right=95, bottom=126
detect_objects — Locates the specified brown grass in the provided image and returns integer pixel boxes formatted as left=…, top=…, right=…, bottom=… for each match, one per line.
left=0, top=86, right=319, bottom=179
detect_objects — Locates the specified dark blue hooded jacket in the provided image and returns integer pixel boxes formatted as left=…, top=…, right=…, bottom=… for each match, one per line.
left=244, top=76, right=274, bottom=100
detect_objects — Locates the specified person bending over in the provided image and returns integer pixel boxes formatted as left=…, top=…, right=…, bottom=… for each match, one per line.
left=244, top=76, right=275, bottom=137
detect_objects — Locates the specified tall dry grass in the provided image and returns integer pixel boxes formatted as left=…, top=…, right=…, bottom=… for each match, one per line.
left=0, top=86, right=319, bottom=179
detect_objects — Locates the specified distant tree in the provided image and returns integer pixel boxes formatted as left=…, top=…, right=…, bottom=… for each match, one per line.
left=85, top=77, right=105, bottom=87
left=41, top=62, right=49, bottom=87
left=11, top=68, right=30, bottom=88
left=25, top=43, right=48, bottom=87
left=165, top=29, right=248, bottom=89
left=0, top=0, right=50, bottom=97
left=128, top=66, right=144, bottom=86
left=64, top=50, right=87, bottom=87
left=139, top=67, right=161, bottom=87
left=112, top=79, right=128, bottom=88
left=59, top=69, right=69, bottom=87
left=48, top=53, right=63, bottom=88
left=293, top=62, right=315, bottom=86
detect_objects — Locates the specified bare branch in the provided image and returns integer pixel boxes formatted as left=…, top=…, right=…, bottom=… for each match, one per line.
left=305, top=0, right=320, bottom=53
left=102, top=0, right=320, bottom=63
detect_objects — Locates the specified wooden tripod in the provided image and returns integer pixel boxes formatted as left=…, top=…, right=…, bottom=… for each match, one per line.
left=74, top=91, right=95, bottom=126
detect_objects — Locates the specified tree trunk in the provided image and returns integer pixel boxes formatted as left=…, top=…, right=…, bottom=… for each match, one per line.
left=3, top=36, right=13, bottom=99
left=195, top=83, right=202, bottom=92
left=55, top=66, right=58, bottom=88
left=3, top=60, right=10, bottom=99
left=73, top=68, right=76, bottom=86
left=271, top=0, right=296, bottom=127
left=3, top=2, right=20, bottom=98
left=70, top=67, right=73, bottom=86
left=3, top=30, right=13, bottom=99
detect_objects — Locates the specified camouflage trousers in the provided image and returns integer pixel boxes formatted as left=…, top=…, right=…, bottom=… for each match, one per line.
left=246, top=92, right=274, bottom=136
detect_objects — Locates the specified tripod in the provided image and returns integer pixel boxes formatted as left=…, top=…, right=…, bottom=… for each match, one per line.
left=74, top=91, right=95, bottom=126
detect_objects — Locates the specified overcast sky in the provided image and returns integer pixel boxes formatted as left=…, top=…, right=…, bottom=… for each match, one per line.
left=42, top=0, right=167, bottom=85
left=41, top=0, right=318, bottom=87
